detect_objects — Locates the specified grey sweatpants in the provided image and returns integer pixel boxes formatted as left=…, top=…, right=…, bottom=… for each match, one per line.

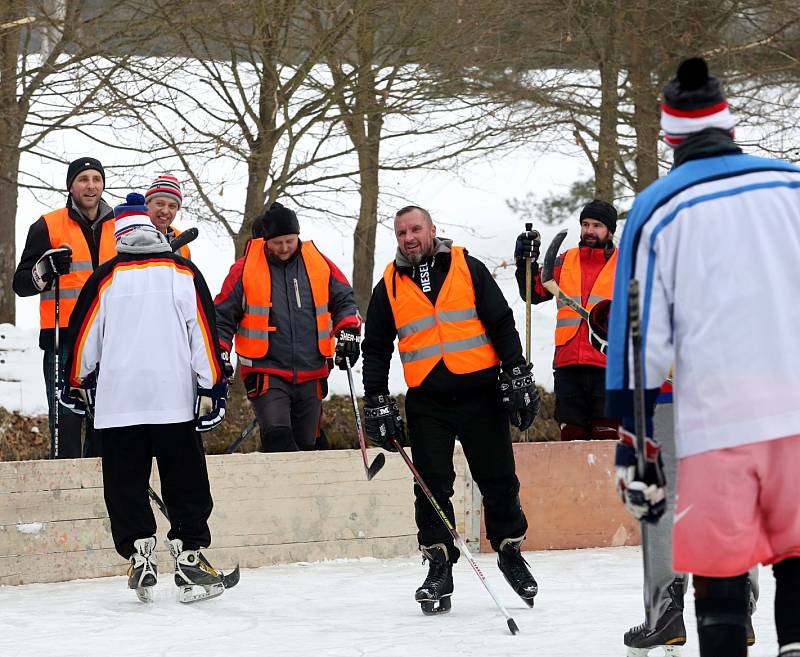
left=645, top=403, right=759, bottom=619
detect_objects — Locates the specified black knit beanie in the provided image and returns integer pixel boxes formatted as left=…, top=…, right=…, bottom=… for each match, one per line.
left=66, top=157, right=105, bottom=191
left=259, top=202, right=300, bottom=240
left=579, top=199, right=617, bottom=234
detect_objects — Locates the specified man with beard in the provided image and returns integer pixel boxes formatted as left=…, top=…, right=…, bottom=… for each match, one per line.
left=514, top=200, right=619, bottom=441
left=361, top=205, right=540, bottom=614
left=13, top=157, right=115, bottom=458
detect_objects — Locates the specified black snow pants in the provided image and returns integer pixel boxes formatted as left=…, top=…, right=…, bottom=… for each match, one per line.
left=405, top=385, right=528, bottom=561
left=101, top=421, right=213, bottom=559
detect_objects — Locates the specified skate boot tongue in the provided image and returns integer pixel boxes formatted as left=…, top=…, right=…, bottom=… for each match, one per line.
left=415, top=544, right=454, bottom=615
left=128, top=536, right=158, bottom=602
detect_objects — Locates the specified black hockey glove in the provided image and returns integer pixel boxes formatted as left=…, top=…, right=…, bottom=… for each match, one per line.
left=615, top=418, right=666, bottom=523
left=499, top=363, right=540, bottom=431
left=195, top=381, right=228, bottom=432
left=363, top=394, right=406, bottom=451
left=59, top=371, right=96, bottom=417
left=32, top=245, right=72, bottom=291
left=220, top=351, right=234, bottom=380
left=514, top=230, right=541, bottom=262
left=334, top=327, right=361, bottom=371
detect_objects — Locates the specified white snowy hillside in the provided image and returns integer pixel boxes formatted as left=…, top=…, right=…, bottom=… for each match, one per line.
left=0, top=547, right=778, bottom=657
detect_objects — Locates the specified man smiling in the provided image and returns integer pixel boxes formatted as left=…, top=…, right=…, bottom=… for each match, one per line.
left=145, top=174, right=191, bottom=259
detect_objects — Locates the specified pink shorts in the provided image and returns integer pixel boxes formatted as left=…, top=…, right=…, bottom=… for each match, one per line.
left=673, top=433, right=800, bottom=577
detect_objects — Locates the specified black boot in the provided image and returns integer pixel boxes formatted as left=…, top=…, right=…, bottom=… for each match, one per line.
left=624, top=578, right=686, bottom=656
left=415, top=543, right=454, bottom=614
left=497, top=536, right=538, bottom=607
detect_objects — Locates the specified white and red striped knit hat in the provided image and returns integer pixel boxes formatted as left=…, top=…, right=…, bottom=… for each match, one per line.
left=660, top=57, right=736, bottom=148
left=145, top=174, right=183, bottom=208
left=114, top=193, right=158, bottom=239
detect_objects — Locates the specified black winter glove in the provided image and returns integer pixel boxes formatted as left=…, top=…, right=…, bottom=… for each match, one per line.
left=32, top=245, right=73, bottom=291
left=335, top=327, right=361, bottom=370
left=514, top=230, right=541, bottom=262
left=499, top=363, right=540, bottom=431
left=363, top=393, right=406, bottom=451
left=220, top=351, right=235, bottom=380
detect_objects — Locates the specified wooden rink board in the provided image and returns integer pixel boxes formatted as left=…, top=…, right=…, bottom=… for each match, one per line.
left=480, top=441, right=641, bottom=552
left=0, top=447, right=475, bottom=586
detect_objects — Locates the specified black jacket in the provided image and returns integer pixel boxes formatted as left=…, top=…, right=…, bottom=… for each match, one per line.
left=362, top=238, right=525, bottom=396
left=13, top=195, right=115, bottom=349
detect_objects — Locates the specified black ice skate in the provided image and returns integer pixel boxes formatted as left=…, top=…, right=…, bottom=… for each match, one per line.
left=127, top=537, right=157, bottom=603
left=167, top=539, right=240, bottom=604
left=415, top=543, right=454, bottom=615
left=497, top=536, right=538, bottom=607
left=624, top=578, right=686, bottom=657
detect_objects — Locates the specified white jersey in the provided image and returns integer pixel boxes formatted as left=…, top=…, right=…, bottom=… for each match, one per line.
left=68, top=254, right=222, bottom=429
left=606, top=152, right=800, bottom=458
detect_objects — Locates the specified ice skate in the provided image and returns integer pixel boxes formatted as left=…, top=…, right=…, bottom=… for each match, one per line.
left=127, top=537, right=157, bottom=603
left=497, top=536, right=538, bottom=607
left=415, top=543, right=453, bottom=615
left=624, top=579, right=686, bottom=656
left=167, top=539, right=240, bottom=604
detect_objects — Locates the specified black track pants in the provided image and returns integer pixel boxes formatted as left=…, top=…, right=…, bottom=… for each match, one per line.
left=405, top=386, right=528, bottom=560
left=102, top=421, right=213, bottom=558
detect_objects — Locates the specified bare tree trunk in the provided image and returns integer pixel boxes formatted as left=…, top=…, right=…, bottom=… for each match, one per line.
left=628, top=3, right=661, bottom=191
left=595, top=5, right=622, bottom=201
left=352, top=142, right=380, bottom=315
left=0, top=146, right=20, bottom=323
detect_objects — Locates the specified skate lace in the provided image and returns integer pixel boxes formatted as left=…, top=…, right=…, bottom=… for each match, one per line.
left=502, top=551, right=534, bottom=584
left=421, top=556, right=449, bottom=589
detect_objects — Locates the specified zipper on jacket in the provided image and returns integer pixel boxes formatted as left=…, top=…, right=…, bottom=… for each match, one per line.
left=293, top=278, right=302, bottom=308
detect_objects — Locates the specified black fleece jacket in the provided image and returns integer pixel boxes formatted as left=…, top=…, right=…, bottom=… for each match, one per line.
left=362, top=240, right=525, bottom=396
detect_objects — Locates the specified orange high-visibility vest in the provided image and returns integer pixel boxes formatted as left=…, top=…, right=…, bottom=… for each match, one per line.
left=554, top=247, right=617, bottom=346
left=40, top=208, right=116, bottom=329
left=235, top=239, right=333, bottom=360
left=171, top=226, right=191, bottom=259
left=383, top=246, right=500, bottom=388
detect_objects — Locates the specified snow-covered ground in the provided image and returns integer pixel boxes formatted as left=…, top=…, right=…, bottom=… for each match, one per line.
left=0, top=546, right=778, bottom=657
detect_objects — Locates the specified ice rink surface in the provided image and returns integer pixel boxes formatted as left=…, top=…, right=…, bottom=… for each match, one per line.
left=0, top=546, right=777, bottom=657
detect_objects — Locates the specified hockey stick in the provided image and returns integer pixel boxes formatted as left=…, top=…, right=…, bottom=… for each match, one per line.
left=524, top=222, right=533, bottom=442
left=52, top=275, right=61, bottom=459
left=148, top=486, right=170, bottom=521
left=225, top=418, right=259, bottom=454
left=628, top=279, right=656, bottom=630
left=345, top=361, right=385, bottom=480
left=390, top=436, right=519, bottom=635
left=170, top=227, right=199, bottom=253
left=541, top=229, right=590, bottom=320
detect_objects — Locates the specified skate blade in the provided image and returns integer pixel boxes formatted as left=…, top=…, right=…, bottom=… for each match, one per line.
left=626, top=646, right=682, bottom=657
left=177, top=582, right=225, bottom=604
left=419, top=594, right=452, bottom=615
left=135, top=586, right=155, bottom=603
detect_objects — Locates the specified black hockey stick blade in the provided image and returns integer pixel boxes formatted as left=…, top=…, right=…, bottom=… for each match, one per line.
left=541, top=229, right=568, bottom=284
left=366, top=451, right=386, bottom=480
left=507, top=618, right=520, bottom=635
left=148, top=486, right=170, bottom=521
left=226, top=418, right=259, bottom=454
left=171, top=227, right=199, bottom=253
left=222, top=565, right=240, bottom=589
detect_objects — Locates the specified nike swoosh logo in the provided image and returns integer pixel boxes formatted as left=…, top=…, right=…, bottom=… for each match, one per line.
left=674, top=505, right=693, bottom=525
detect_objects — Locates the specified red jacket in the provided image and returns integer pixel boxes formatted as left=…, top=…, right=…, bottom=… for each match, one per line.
left=517, top=243, right=616, bottom=369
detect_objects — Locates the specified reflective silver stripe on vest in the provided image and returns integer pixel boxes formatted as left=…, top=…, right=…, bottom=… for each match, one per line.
left=587, top=294, right=607, bottom=305
left=318, top=329, right=330, bottom=341
left=238, top=357, right=253, bottom=366
left=238, top=326, right=271, bottom=340
left=400, top=332, right=491, bottom=363
left=316, top=304, right=328, bottom=316
left=245, top=304, right=270, bottom=317
left=436, top=308, right=478, bottom=323
left=556, top=317, right=583, bottom=328
left=556, top=294, right=582, bottom=309
left=397, top=314, right=437, bottom=339
left=71, top=261, right=93, bottom=272
left=41, top=288, right=82, bottom=301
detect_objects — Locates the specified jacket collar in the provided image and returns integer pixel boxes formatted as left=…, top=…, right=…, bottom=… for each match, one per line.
left=67, top=195, right=114, bottom=229
left=673, top=128, right=742, bottom=168
left=394, top=237, right=453, bottom=271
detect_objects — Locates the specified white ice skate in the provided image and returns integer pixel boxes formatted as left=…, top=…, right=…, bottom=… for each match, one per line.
left=127, top=537, right=157, bottom=603
left=167, top=539, right=239, bottom=604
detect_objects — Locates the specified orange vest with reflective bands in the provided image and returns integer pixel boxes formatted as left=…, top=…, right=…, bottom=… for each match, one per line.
left=383, top=246, right=500, bottom=388
left=171, top=226, right=191, bottom=259
left=235, top=239, right=334, bottom=359
left=40, top=208, right=116, bottom=329
left=554, top=247, right=617, bottom=346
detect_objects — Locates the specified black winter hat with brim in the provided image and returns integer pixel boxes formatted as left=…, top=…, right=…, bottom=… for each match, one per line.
left=579, top=199, right=617, bottom=234
left=66, top=157, right=105, bottom=191
left=258, top=201, right=300, bottom=240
